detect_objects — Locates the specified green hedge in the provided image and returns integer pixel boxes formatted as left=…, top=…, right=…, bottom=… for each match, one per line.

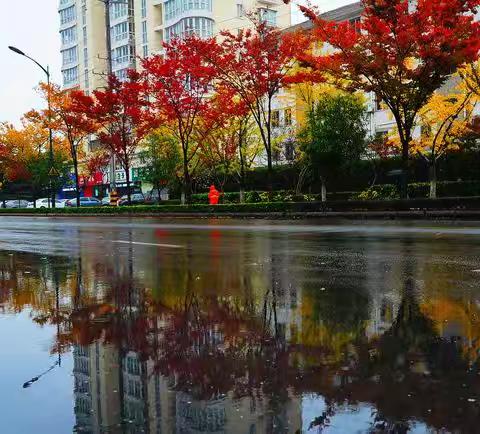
left=191, top=190, right=322, bottom=204
left=0, top=203, right=298, bottom=214
left=354, top=181, right=480, bottom=200
left=4, top=196, right=480, bottom=215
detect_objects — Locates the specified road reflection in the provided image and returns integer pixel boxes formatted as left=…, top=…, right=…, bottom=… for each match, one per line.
left=0, top=220, right=480, bottom=432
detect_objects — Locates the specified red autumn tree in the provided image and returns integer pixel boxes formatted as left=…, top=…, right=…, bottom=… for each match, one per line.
left=84, top=150, right=110, bottom=179
left=28, top=83, right=97, bottom=207
left=198, top=90, right=250, bottom=191
left=287, top=0, right=480, bottom=197
left=142, top=35, right=220, bottom=203
left=80, top=149, right=110, bottom=189
left=206, top=20, right=311, bottom=190
left=72, top=72, right=157, bottom=204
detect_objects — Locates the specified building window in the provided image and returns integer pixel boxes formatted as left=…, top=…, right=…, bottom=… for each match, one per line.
left=272, top=110, right=280, bottom=128
left=141, top=0, right=147, bottom=18
left=143, top=45, right=148, bottom=58
left=73, top=355, right=89, bottom=374
left=165, top=17, right=213, bottom=41
left=60, top=5, right=76, bottom=25
left=60, top=26, right=77, bottom=45
left=259, top=8, right=277, bottom=27
left=112, top=45, right=133, bottom=67
left=284, top=108, right=292, bottom=126
left=111, top=21, right=130, bottom=42
left=349, top=17, right=361, bottom=33
left=63, top=66, right=79, bottom=85
left=84, top=47, right=88, bottom=67
left=375, top=93, right=382, bottom=111
left=164, top=0, right=212, bottom=22
left=142, top=21, right=148, bottom=44
left=61, top=46, right=78, bottom=66
left=110, top=2, right=128, bottom=20
left=126, top=356, right=141, bottom=375
left=114, top=68, right=129, bottom=81
left=237, top=3, right=244, bottom=17
left=127, top=379, right=142, bottom=398
left=285, top=139, right=295, bottom=161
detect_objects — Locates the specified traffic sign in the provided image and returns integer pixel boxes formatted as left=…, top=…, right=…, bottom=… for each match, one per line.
left=49, top=167, right=60, bottom=177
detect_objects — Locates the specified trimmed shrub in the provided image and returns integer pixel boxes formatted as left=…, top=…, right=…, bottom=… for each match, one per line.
left=355, top=181, right=480, bottom=200
left=354, top=184, right=400, bottom=200
left=3, top=197, right=480, bottom=215
left=245, top=191, right=261, bottom=203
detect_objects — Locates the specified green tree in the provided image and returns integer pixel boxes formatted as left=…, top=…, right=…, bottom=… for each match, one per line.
left=299, top=93, right=367, bottom=201
left=140, top=130, right=181, bottom=202
left=26, top=152, right=70, bottom=202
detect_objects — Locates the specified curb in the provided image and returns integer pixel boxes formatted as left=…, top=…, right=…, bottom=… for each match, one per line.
left=2, top=210, right=480, bottom=220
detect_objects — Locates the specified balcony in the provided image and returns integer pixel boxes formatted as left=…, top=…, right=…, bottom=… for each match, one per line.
left=58, top=0, right=75, bottom=11
left=257, top=0, right=284, bottom=5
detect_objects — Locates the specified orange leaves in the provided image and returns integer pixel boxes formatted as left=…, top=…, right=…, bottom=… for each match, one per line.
left=33, top=82, right=97, bottom=162
left=0, top=120, right=46, bottom=182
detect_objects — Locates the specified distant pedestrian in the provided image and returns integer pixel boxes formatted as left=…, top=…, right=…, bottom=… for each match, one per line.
left=208, top=185, right=220, bottom=205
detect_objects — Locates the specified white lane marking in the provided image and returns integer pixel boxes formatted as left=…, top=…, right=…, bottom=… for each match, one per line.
left=112, top=240, right=184, bottom=249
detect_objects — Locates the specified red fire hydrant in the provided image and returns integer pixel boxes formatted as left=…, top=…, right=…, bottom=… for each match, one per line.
left=208, top=185, right=220, bottom=205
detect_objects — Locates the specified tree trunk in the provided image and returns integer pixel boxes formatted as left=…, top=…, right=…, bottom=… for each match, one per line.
left=238, top=133, right=246, bottom=204
left=125, top=162, right=131, bottom=205
left=156, top=185, right=162, bottom=203
left=266, top=154, right=273, bottom=194
left=429, top=162, right=437, bottom=199
left=239, top=187, right=245, bottom=204
left=73, top=153, right=81, bottom=208
left=296, top=165, right=308, bottom=195
left=400, top=134, right=410, bottom=199
left=183, top=155, right=191, bottom=204
left=320, top=177, right=327, bottom=202
left=266, top=104, right=273, bottom=194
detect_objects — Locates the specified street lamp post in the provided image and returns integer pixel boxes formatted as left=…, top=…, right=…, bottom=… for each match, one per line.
left=8, top=46, right=56, bottom=209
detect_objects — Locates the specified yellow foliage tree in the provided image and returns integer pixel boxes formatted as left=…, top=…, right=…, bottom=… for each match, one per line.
left=460, top=61, right=480, bottom=98
left=0, top=115, right=69, bottom=199
left=390, top=79, right=475, bottom=198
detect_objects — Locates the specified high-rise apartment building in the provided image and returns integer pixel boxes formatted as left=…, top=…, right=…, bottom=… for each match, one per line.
left=59, top=0, right=108, bottom=92
left=58, top=0, right=292, bottom=93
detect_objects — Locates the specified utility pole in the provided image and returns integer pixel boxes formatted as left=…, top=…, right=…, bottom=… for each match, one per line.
left=99, top=0, right=117, bottom=201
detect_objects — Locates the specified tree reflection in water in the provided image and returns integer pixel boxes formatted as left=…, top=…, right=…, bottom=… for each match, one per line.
left=1, top=231, right=480, bottom=433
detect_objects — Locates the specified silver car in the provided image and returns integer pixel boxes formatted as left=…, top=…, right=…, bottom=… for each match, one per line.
left=3, top=200, right=30, bottom=209
left=27, top=198, right=64, bottom=209
left=65, top=197, right=102, bottom=207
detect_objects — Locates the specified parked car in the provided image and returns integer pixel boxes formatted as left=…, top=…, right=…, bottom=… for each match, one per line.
left=101, top=197, right=111, bottom=206
left=144, top=188, right=169, bottom=204
left=65, top=197, right=102, bottom=207
left=27, top=198, right=65, bottom=209
left=56, top=199, right=69, bottom=208
left=118, top=193, right=145, bottom=206
left=2, top=200, right=29, bottom=209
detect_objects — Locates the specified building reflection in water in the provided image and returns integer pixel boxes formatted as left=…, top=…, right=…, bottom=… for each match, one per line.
left=1, top=224, right=480, bottom=432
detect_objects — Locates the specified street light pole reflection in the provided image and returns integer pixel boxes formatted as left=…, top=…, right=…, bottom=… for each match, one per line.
left=22, top=268, right=62, bottom=388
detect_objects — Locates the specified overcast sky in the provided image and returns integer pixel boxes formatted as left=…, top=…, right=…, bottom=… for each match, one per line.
left=0, top=0, right=353, bottom=125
